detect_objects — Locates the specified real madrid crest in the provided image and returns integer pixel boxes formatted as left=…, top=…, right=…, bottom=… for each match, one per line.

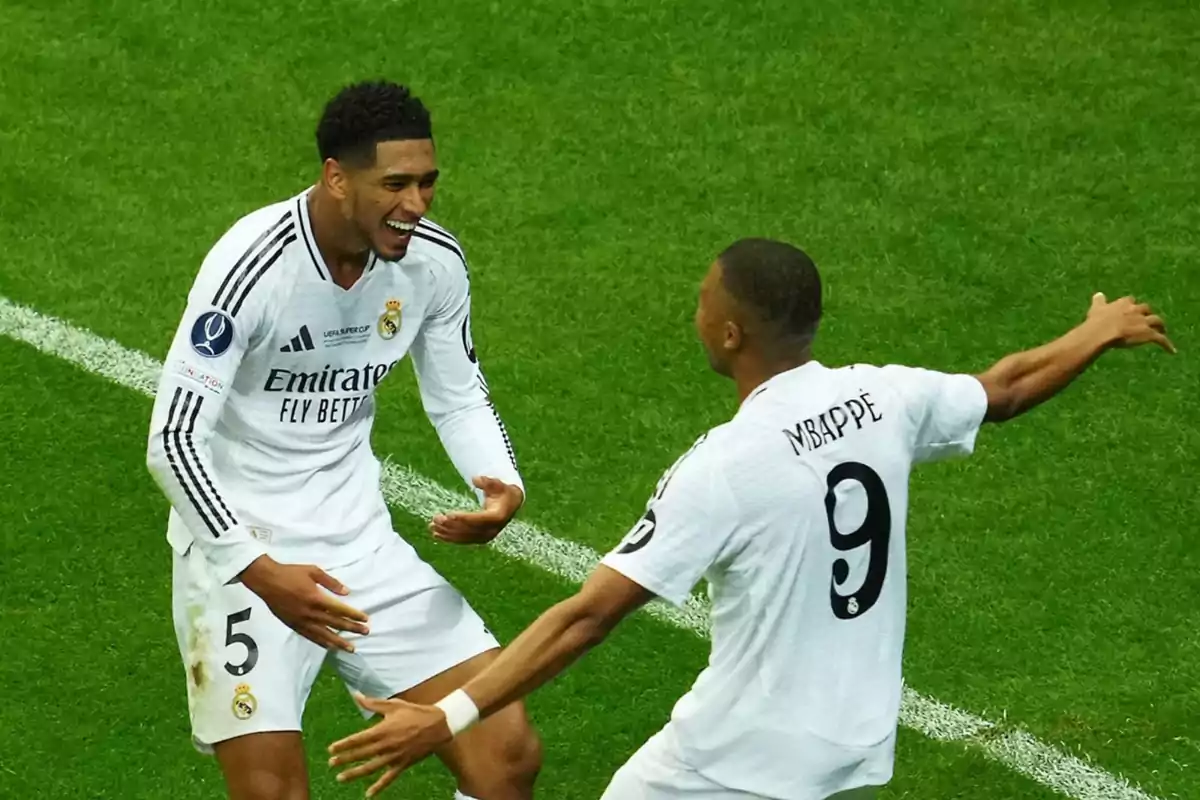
left=231, top=683, right=258, bottom=720
left=377, top=298, right=402, bottom=340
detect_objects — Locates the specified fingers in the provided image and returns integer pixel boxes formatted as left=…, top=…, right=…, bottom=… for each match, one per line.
left=1138, top=313, right=1176, bottom=354
left=352, top=692, right=393, bottom=715
left=330, top=734, right=389, bottom=765
left=1091, top=291, right=1107, bottom=310
left=430, top=511, right=500, bottom=543
left=1155, top=331, right=1178, bottom=354
left=331, top=737, right=394, bottom=771
left=309, top=567, right=350, bottom=596
left=431, top=525, right=497, bottom=544
left=472, top=475, right=506, bottom=495
left=314, top=593, right=370, bottom=624
left=367, top=766, right=403, bottom=798
left=329, top=718, right=388, bottom=757
left=431, top=510, right=495, bottom=531
left=301, top=623, right=357, bottom=653
left=315, top=610, right=370, bottom=636
left=478, top=476, right=524, bottom=507
left=336, top=752, right=399, bottom=785
left=432, top=527, right=495, bottom=544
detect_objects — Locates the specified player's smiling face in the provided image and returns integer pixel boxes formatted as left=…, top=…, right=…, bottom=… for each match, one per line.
left=346, top=138, right=439, bottom=261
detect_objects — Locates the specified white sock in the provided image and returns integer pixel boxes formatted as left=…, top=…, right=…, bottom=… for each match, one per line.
left=454, top=793, right=481, bottom=800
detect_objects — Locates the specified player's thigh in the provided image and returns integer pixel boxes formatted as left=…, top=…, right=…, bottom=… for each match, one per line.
left=600, top=727, right=767, bottom=800
left=171, top=546, right=326, bottom=772
left=214, top=732, right=310, bottom=800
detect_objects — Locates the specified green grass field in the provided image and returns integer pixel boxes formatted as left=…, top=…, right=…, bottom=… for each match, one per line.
left=1, top=0, right=1197, bottom=798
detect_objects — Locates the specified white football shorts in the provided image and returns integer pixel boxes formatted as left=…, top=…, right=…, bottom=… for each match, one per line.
left=601, top=726, right=881, bottom=800
left=170, top=533, right=499, bottom=753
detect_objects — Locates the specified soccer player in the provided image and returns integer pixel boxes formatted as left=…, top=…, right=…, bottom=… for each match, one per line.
left=145, top=81, right=541, bottom=800
left=325, top=238, right=1175, bottom=799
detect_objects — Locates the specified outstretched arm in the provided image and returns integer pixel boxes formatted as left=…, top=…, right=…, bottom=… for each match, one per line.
left=977, top=292, right=1174, bottom=423
left=459, top=566, right=652, bottom=717
left=327, top=439, right=732, bottom=797
left=327, top=567, right=653, bottom=796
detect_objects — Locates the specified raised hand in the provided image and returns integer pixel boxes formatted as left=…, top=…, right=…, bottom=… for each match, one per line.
left=1086, top=292, right=1176, bottom=354
left=430, top=476, right=524, bottom=544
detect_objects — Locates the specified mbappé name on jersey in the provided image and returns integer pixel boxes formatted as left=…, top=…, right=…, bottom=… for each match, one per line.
left=601, top=361, right=987, bottom=799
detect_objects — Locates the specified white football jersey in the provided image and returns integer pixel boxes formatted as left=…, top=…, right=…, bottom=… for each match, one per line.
left=601, top=360, right=987, bottom=799
left=146, top=188, right=522, bottom=586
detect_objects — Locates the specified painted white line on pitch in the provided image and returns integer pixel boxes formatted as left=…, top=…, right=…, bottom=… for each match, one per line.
left=0, top=294, right=1164, bottom=800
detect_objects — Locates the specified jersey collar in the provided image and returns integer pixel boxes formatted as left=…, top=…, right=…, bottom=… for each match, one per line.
left=740, top=360, right=825, bottom=408
left=297, top=188, right=378, bottom=283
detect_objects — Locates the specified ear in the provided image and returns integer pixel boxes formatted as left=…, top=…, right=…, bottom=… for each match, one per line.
left=723, top=320, right=744, bottom=353
left=322, top=158, right=350, bottom=200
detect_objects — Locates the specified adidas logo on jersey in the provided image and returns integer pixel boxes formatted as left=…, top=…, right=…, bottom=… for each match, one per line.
left=280, top=326, right=316, bottom=353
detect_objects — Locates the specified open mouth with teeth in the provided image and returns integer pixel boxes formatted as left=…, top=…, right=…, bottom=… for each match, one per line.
left=385, top=219, right=417, bottom=237
left=383, top=219, right=418, bottom=252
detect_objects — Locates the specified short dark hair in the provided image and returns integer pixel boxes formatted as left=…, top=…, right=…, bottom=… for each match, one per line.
left=315, top=80, right=432, bottom=166
left=717, top=238, right=822, bottom=347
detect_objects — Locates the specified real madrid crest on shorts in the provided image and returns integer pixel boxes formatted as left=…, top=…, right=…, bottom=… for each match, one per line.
left=377, top=298, right=402, bottom=340
left=231, top=683, right=257, bottom=720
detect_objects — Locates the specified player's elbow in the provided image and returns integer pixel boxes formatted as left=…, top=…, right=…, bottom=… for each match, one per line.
left=560, top=595, right=618, bottom=651
left=426, top=398, right=488, bottom=431
left=571, top=615, right=613, bottom=653
left=976, top=371, right=1021, bottom=423
left=145, top=426, right=171, bottom=479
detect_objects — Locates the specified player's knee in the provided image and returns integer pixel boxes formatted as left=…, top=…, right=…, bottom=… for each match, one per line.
left=458, top=721, right=542, bottom=798
left=225, top=770, right=309, bottom=800
left=215, top=735, right=310, bottom=800
left=505, top=723, right=543, bottom=787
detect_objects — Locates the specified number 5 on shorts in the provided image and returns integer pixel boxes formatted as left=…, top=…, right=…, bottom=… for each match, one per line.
left=224, top=607, right=260, bottom=677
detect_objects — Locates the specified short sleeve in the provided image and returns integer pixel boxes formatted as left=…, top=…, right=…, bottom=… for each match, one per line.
left=600, top=439, right=734, bottom=607
left=880, top=365, right=988, bottom=464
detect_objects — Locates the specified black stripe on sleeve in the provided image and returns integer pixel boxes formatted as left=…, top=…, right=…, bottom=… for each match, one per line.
left=162, top=388, right=222, bottom=538
left=414, top=225, right=467, bottom=266
left=229, top=232, right=296, bottom=317
left=218, top=224, right=296, bottom=315
left=183, top=392, right=238, bottom=527
left=487, top=401, right=518, bottom=469
left=171, top=391, right=232, bottom=535
left=416, top=220, right=466, bottom=257
left=419, top=218, right=458, bottom=241
left=211, top=211, right=294, bottom=306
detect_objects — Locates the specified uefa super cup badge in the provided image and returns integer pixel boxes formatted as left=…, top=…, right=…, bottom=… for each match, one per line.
left=377, top=298, right=402, bottom=339
left=231, top=683, right=257, bottom=720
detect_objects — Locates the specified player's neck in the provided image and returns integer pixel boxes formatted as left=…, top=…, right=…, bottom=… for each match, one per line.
left=307, top=187, right=370, bottom=286
left=734, top=351, right=812, bottom=403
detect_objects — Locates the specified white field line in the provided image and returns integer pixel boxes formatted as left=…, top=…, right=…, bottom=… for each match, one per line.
left=0, top=294, right=1163, bottom=800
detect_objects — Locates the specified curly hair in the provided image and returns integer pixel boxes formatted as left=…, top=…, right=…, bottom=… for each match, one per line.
left=315, top=80, right=433, bottom=166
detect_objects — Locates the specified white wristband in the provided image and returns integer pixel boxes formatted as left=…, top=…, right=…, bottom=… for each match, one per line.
left=434, top=689, right=480, bottom=737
